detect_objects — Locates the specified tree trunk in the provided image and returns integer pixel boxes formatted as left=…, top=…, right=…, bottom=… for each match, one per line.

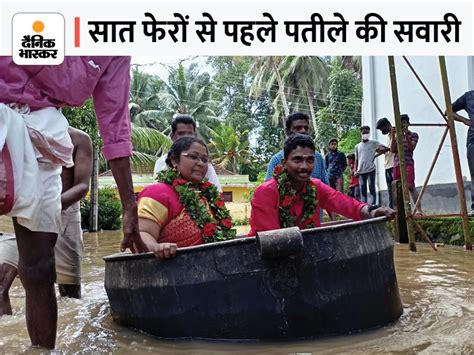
left=306, top=89, right=318, bottom=143
left=270, top=57, right=289, bottom=125
left=89, top=146, right=99, bottom=232
left=232, top=155, right=237, bottom=174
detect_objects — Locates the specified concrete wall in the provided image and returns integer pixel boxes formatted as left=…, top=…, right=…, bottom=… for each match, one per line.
left=221, top=186, right=250, bottom=203
left=362, top=56, right=474, bottom=208
left=226, top=202, right=251, bottom=221
left=379, top=181, right=472, bottom=213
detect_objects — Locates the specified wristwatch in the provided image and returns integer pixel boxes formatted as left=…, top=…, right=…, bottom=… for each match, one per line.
left=367, top=204, right=381, bottom=212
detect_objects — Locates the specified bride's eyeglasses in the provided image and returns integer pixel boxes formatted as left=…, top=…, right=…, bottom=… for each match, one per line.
left=181, top=152, right=209, bottom=164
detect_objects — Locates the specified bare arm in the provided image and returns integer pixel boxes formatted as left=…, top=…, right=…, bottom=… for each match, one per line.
left=109, top=157, right=147, bottom=253
left=359, top=205, right=396, bottom=219
left=390, top=128, right=398, bottom=153
left=451, top=112, right=470, bottom=126
left=62, top=132, right=93, bottom=210
left=404, top=130, right=417, bottom=152
left=375, top=146, right=390, bottom=155
left=139, top=218, right=177, bottom=259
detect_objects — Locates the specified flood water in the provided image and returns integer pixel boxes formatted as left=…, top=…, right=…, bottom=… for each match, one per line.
left=1, top=229, right=473, bottom=353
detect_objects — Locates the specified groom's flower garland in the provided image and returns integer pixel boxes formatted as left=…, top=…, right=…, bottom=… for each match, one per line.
left=156, top=169, right=235, bottom=243
left=273, top=165, right=318, bottom=229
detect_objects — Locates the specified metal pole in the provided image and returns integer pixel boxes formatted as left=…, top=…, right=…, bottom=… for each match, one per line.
left=402, top=56, right=447, bottom=121
left=413, top=127, right=449, bottom=212
left=412, top=219, right=437, bottom=251
left=439, top=56, right=472, bottom=250
left=388, top=56, right=417, bottom=252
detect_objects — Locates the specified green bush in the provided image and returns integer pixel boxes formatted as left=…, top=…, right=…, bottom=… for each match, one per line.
left=388, top=217, right=474, bottom=246
left=81, top=186, right=122, bottom=231
left=233, top=217, right=249, bottom=226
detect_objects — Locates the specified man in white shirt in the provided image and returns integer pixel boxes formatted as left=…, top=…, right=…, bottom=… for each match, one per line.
left=153, top=114, right=222, bottom=191
left=376, top=117, right=395, bottom=208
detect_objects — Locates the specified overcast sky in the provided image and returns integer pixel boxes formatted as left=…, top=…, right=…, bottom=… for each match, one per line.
left=131, top=56, right=211, bottom=79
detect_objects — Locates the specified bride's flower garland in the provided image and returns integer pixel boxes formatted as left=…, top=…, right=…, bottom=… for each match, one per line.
left=273, top=165, right=318, bottom=229
left=156, top=169, right=235, bottom=243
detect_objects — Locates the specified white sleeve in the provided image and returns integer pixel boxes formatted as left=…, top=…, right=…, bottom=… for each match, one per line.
left=153, top=155, right=168, bottom=177
left=206, top=164, right=222, bottom=192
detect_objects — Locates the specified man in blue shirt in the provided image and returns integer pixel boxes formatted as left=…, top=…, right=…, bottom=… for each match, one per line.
left=325, top=138, right=347, bottom=192
left=452, top=90, right=474, bottom=215
left=264, top=112, right=328, bottom=185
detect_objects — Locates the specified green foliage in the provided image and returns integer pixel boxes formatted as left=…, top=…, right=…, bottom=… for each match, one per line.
left=327, top=66, right=362, bottom=134
left=63, top=98, right=101, bottom=150
left=233, top=217, right=250, bottom=226
left=209, top=124, right=250, bottom=174
left=126, top=56, right=362, bottom=185
left=338, top=128, right=361, bottom=154
left=130, top=125, right=172, bottom=173
left=316, top=61, right=362, bottom=151
left=244, top=171, right=266, bottom=202
left=316, top=107, right=338, bottom=151
left=81, top=187, right=122, bottom=231
left=157, top=63, right=218, bottom=141
left=387, top=217, right=474, bottom=246
left=208, top=57, right=280, bottom=179
left=207, top=57, right=255, bottom=133
left=129, top=66, right=166, bottom=127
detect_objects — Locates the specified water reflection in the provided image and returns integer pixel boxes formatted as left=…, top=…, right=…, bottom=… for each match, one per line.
left=1, top=231, right=473, bottom=353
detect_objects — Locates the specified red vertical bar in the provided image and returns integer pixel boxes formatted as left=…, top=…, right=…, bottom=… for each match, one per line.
left=74, top=17, right=80, bottom=47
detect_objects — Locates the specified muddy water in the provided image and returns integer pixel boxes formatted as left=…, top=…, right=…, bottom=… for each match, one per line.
left=1, top=230, right=473, bottom=353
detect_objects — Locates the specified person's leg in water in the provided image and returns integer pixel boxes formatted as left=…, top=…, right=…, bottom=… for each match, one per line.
left=14, top=219, right=57, bottom=349
left=58, top=284, right=81, bottom=299
left=0, top=262, right=17, bottom=315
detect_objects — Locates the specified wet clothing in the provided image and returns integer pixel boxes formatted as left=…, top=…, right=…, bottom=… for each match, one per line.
left=248, top=178, right=366, bottom=236
left=1, top=104, right=71, bottom=233
left=0, top=203, right=83, bottom=285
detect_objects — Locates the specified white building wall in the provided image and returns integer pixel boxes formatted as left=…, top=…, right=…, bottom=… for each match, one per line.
left=362, top=56, right=474, bottom=191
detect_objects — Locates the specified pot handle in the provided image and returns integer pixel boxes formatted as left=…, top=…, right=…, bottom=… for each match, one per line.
left=256, top=227, right=303, bottom=259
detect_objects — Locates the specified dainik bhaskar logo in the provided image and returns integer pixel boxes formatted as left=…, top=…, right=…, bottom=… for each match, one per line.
left=13, top=13, right=64, bottom=65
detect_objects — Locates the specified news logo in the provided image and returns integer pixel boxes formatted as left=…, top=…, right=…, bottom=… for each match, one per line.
left=12, top=13, right=65, bottom=65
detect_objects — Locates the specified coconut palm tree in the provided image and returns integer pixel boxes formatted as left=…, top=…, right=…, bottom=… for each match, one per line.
left=155, top=63, right=218, bottom=140
left=279, top=56, right=330, bottom=143
left=249, top=56, right=289, bottom=126
left=129, top=66, right=165, bottom=122
left=208, top=124, right=249, bottom=174
left=130, top=124, right=172, bottom=173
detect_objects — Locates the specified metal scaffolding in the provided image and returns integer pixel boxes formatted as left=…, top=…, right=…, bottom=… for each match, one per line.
left=387, top=56, right=472, bottom=252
